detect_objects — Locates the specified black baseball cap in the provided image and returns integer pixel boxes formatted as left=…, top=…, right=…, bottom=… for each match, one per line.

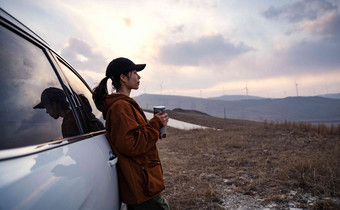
left=34, top=87, right=67, bottom=109
left=106, top=57, right=146, bottom=79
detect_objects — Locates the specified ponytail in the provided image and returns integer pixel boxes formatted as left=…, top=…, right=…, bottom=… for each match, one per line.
left=92, top=71, right=131, bottom=111
left=92, top=77, right=109, bottom=112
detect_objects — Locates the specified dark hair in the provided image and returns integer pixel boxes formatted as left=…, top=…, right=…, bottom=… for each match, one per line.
left=92, top=72, right=130, bottom=111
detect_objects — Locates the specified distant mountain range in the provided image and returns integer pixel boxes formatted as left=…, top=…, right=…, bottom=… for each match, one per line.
left=208, top=93, right=340, bottom=101
left=317, top=93, right=340, bottom=99
left=134, top=94, right=340, bottom=124
left=208, top=95, right=265, bottom=101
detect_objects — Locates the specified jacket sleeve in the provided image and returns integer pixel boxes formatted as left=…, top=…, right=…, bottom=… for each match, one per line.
left=108, top=102, right=163, bottom=157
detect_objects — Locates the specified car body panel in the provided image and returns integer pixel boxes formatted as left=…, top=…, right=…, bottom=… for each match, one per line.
left=0, top=135, right=119, bottom=210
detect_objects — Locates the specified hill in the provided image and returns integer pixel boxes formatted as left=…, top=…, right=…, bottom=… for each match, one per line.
left=208, top=94, right=264, bottom=101
left=318, top=93, right=340, bottom=99
left=171, top=108, right=209, bottom=116
left=134, top=94, right=340, bottom=123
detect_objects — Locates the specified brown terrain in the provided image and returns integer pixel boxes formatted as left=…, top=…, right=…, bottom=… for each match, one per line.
left=156, top=109, right=340, bottom=209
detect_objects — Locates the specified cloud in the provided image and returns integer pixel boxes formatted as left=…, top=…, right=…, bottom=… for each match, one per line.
left=302, top=11, right=340, bottom=36
left=281, top=11, right=340, bottom=70
left=167, top=0, right=218, bottom=9
left=122, top=17, right=132, bottom=27
left=261, top=0, right=340, bottom=73
left=158, top=35, right=253, bottom=66
left=262, top=0, right=337, bottom=23
left=168, top=25, right=184, bottom=34
left=277, top=36, right=340, bottom=70
left=61, top=37, right=107, bottom=72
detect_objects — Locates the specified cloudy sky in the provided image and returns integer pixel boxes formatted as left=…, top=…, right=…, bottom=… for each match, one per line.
left=1, top=0, right=340, bottom=98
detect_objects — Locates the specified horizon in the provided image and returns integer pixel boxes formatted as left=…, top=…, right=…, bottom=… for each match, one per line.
left=133, top=92, right=340, bottom=100
left=1, top=0, right=340, bottom=99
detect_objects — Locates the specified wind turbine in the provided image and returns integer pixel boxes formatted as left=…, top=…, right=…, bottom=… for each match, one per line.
left=294, top=81, right=299, bottom=97
left=243, top=83, right=249, bottom=98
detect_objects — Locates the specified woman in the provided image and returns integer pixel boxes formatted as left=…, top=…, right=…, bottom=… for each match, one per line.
left=92, top=57, right=171, bottom=210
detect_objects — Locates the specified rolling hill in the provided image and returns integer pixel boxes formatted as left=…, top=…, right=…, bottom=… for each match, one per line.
left=208, top=95, right=264, bottom=101
left=134, top=94, right=340, bottom=123
left=318, top=93, right=340, bottom=99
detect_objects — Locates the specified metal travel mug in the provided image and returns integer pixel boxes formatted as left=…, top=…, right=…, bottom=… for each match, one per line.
left=153, top=106, right=166, bottom=137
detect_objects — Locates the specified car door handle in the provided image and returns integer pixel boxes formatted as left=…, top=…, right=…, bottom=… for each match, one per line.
left=108, top=157, right=118, bottom=167
left=108, top=152, right=118, bottom=167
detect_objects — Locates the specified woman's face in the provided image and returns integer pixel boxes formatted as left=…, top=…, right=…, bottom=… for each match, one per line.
left=125, top=70, right=141, bottom=90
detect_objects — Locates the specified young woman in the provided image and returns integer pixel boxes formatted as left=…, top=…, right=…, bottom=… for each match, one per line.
left=92, top=57, right=171, bottom=210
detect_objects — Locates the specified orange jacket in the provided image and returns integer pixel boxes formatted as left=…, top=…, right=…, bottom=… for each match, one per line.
left=102, top=94, right=165, bottom=205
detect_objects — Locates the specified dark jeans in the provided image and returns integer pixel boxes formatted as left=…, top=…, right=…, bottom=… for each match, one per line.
left=127, top=194, right=171, bottom=210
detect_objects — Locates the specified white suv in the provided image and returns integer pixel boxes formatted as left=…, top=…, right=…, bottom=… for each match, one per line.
left=0, top=8, right=120, bottom=210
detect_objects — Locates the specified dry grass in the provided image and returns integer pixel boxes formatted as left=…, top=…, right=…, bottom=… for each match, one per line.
left=266, top=120, right=340, bottom=137
left=157, top=110, right=340, bottom=209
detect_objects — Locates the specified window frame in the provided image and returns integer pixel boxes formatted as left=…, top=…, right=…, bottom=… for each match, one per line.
left=52, top=54, right=106, bottom=133
left=0, top=15, right=105, bottom=160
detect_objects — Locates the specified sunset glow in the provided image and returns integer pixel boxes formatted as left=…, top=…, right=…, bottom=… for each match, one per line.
left=2, top=0, right=340, bottom=98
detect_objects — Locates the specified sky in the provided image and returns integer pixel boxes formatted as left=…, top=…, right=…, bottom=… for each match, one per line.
left=1, top=0, right=340, bottom=98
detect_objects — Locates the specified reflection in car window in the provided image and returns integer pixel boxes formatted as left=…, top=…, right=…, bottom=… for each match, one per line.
left=33, top=87, right=80, bottom=138
left=57, top=59, right=105, bottom=133
left=0, top=26, right=66, bottom=149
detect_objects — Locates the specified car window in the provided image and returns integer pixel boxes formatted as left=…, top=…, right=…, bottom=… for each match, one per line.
left=0, top=25, right=73, bottom=150
left=57, top=59, right=105, bottom=133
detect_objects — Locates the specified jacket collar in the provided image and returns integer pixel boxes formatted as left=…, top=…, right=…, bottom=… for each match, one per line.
left=102, top=94, right=147, bottom=121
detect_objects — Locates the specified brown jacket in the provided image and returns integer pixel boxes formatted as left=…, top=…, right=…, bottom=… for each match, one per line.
left=102, top=94, right=165, bottom=205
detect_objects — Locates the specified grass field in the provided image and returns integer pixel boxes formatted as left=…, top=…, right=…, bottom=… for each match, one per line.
left=157, top=110, right=340, bottom=209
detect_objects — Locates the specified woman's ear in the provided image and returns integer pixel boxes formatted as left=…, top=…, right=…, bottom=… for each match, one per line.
left=120, top=74, right=127, bottom=84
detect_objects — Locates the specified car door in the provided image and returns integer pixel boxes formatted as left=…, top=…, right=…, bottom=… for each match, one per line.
left=0, top=9, right=120, bottom=210
left=52, top=53, right=120, bottom=209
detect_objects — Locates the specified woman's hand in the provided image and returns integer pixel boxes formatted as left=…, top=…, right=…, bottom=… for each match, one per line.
left=155, top=111, right=169, bottom=126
